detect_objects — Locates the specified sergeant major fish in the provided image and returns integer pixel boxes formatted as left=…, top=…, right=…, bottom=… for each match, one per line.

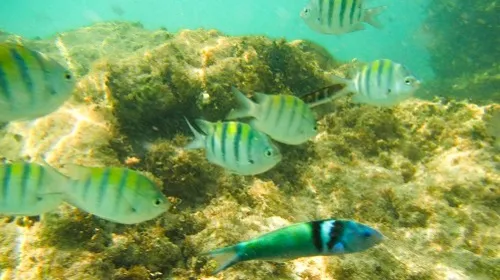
left=204, top=218, right=384, bottom=274
left=62, top=165, right=170, bottom=224
left=0, top=42, right=75, bottom=122
left=185, top=119, right=281, bottom=175
left=301, top=59, right=421, bottom=107
left=300, top=0, right=387, bottom=35
left=226, top=87, right=317, bottom=145
left=0, top=162, right=66, bottom=216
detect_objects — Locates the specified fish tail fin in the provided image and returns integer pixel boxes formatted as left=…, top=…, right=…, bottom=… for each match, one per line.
left=203, top=245, right=240, bottom=275
left=301, top=75, right=352, bottom=108
left=184, top=117, right=206, bottom=150
left=363, top=6, right=387, bottom=29
left=226, top=87, right=258, bottom=120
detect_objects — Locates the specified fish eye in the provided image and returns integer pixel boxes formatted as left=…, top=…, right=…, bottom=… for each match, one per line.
left=404, top=77, right=413, bottom=85
left=153, top=198, right=162, bottom=206
left=264, top=148, right=273, bottom=157
left=363, top=231, right=372, bottom=238
left=65, top=73, right=72, bottom=80
left=303, top=8, right=310, bottom=15
left=313, top=125, right=318, bottom=131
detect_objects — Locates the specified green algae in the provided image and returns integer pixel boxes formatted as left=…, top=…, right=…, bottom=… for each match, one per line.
left=0, top=21, right=498, bottom=280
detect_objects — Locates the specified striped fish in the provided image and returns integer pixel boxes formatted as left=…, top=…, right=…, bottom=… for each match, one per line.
left=0, top=162, right=66, bottom=216
left=0, top=43, right=75, bottom=122
left=300, top=0, right=387, bottom=35
left=63, top=165, right=170, bottom=224
left=226, top=87, right=317, bottom=145
left=204, top=219, right=384, bottom=274
left=185, top=119, right=282, bottom=175
left=302, top=59, right=421, bottom=107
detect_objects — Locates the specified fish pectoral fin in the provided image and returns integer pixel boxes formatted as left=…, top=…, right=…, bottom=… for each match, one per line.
left=351, top=23, right=365, bottom=32
left=253, top=92, right=268, bottom=103
left=363, top=6, right=387, bottom=29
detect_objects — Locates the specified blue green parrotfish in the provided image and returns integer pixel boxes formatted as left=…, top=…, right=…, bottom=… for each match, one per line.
left=204, top=218, right=384, bottom=274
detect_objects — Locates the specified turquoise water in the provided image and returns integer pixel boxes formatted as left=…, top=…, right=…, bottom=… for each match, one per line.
left=0, top=0, right=433, bottom=80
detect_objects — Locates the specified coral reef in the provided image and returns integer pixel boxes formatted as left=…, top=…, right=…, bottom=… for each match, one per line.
left=0, top=22, right=499, bottom=280
left=422, top=0, right=500, bottom=103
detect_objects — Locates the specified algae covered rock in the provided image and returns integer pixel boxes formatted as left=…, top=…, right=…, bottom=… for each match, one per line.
left=105, top=28, right=338, bottom=141
left=0, top=21, right=499, bottom=280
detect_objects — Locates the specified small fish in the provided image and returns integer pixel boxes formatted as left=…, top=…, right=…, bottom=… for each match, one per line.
left=226, top=87, right=317, bottom=145
left=63, top=165, right=170, bottom=224
left=300, top=0, right=387, bottom=35
left=185, top=119, right=281, bottom=175
left=301, top=59, right=421, bottom=107
left=204, top=219, right=384, bottom=274
left=0, top=162, right=66, bottom=216
left=0, top=43, right=75, bottom=122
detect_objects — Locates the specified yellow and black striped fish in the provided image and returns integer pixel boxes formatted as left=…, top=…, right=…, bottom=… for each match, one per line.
left=226, top=87, right=317, bottom=145
left=63, top=165, right=170, bottom=224
left=0, top=43, right=75, bottom=122
left=0, top=162, right=66, bottom=216
left=185, top=119, right=282, bottom=175
left=300, top=0, right=386, bottom=35
left=301, top=59, right=421, bottom=108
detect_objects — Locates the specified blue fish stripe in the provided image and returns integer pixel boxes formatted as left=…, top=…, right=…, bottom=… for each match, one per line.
left=2, top=164, right=11, bottom=203
left=97, top=168, right=110, bottom=208
left=36, top=165, right=46, bottom=198
left=82, top=176, right=92, bottom=200
left=357, top=3, right=363, bottom=22
left=364, top=66, right=372, bottom=98
left=234, top=123, right=242, bottom=163
left=263, top=96, right=273, bottom=121
left=247, top=127, right=254, bottom=163
left=286, top=97, right=297, bottom=134
left=350, top=0, right=357, bottom=25
left=209, top=133, right=216, bottom=157
left=327, top=0, right=335, bottom=27
left=319, top=0, right=324, bottom=24
left=30, top=50, right=57, bottom=95
left=386, top=61, right=394, bottom=93
left=0, top=64, right=11, bottom=101
left=339, top=0, right=348, bottom=27
left=114, top=168, right=128, bottom=212
left=20, top=162, right=31, bottom=203
left=376, top=61, right=384, bottom=89
left=221, top=123, right=228, bottom=163
left=10, top=48, right=34, bottom=95
left=274, top=96, right=286, bottom=127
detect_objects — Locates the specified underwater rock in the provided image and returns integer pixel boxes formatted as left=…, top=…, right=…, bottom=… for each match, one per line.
left=0, top=22, right=498, bottom=279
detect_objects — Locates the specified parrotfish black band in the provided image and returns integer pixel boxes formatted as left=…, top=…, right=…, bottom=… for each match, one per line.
left=310, top=220, right=324, bottom=252
left=327, top=220, right=344, bottom=250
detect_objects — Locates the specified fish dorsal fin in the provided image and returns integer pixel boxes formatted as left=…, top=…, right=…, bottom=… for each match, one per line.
left=253, top=92, right=268, bottom=103
left=63, top=163, right=93, bottom=181
left=194, top=119, right=215, bottom=135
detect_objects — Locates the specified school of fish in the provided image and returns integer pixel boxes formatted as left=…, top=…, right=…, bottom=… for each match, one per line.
left=0, top=0, right=430, bottom=274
